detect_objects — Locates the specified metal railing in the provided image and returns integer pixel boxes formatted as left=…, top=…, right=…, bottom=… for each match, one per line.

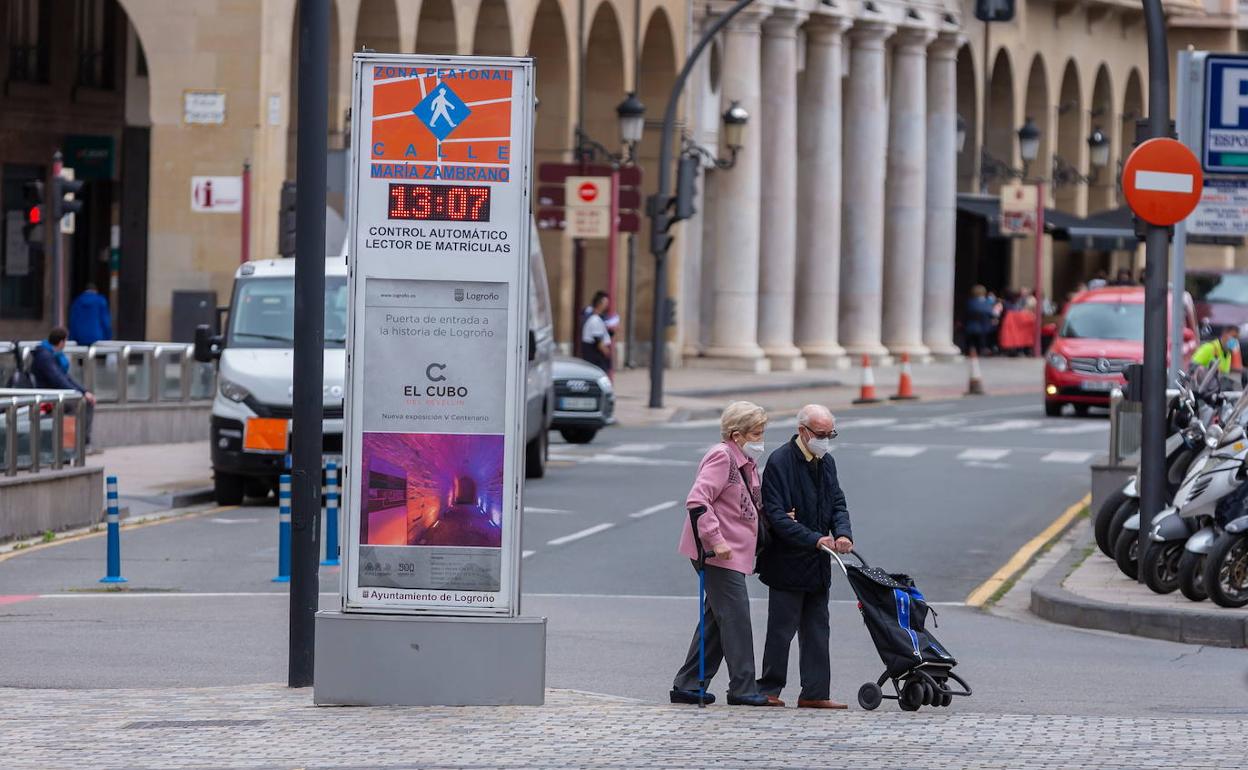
left=1107, top=389, right=1143, bottom=467
left=0, top=341, right=215, bottom=404
left=0, top=388, right=87, bottom=476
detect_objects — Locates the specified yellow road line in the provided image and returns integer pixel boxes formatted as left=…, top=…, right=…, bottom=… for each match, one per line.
left=0, top=505, right=237, bottom=564
left=964, top=492, right=1091, bottom=608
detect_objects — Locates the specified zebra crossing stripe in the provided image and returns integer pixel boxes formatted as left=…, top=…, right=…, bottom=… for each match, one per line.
left=1041, top=450, right=1095, bottom=464
left=1037, top=423, right=1108, bottom=435
left=957, top=448, right=1011, bottom=462
left=871, top=446, right=926, bottom=458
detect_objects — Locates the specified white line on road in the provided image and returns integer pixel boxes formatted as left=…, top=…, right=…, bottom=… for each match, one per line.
left=524, top=592, right=966, bottom=607
left=549, top=453, right=693, bottom=467
left=957, top=448, right=1011, bottom=462
left=610, top=443, right=670, bottom=454
left=209, top=518, right=260, bottom=524
left=546, top=522, right=616, bottom=546
left=524, top=507, right=573, bottom=514
left=1135, top=169, right=1193, bottom=193
left=522, top=550, right=536, bottom=559
left=1041, top=450, right=1096, bottom=464
left=871, top=445, right=927, bottom=458
left=1037, top=423, right=1108, bottom=435
left=629, top=501, right=678, bottom=519
left=837, top=417, right=899, bottom=429
left=961, top=419, right=1044, bottom=433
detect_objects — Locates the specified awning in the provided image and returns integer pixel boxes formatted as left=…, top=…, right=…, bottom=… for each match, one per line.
left=1049, top=206, right=1137, bottom=252
left=956, top=193, right=1077, bottom=241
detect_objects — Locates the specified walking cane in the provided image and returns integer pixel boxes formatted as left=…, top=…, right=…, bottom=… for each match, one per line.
left=687, top=505, right=709, bottom=708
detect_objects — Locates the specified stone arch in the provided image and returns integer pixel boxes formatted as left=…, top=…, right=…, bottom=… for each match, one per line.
left=355, top=0, right=400, bottom=52
left=415, top=0, right=457, bottom=55
left=472, top=0, right=512, bottom=56
left=528, top=0, right=574, bottom=340
left=1089, top=64, right=1115, bottom=211
left=956, top=43, right=977, bottom=192
left=1054, top=59, right=1085, bottom=213
left=983, top=48, right=1015, bottom=194
left=1023, top=54, right=1051, bottom=180
left=632, top=6, right=678, bottom=345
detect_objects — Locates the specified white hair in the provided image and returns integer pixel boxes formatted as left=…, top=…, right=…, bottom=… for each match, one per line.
left=797, top=404, right=833, bottom=426
left=720, top=401, right=768, bottom=440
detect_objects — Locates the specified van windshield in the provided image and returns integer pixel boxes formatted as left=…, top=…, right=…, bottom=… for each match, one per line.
left=1060, top=302, right=1144, bottom=341
left=228, top=277, right=349, bottom=348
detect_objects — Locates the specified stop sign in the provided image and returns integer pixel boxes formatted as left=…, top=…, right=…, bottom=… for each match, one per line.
left=1122, top=138, right=1203, bottom=226
left=577, top=181, right=598, bottom=203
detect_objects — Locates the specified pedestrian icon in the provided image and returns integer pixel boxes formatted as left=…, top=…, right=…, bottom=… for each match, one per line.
left=413, top=82, right=472, bottom=142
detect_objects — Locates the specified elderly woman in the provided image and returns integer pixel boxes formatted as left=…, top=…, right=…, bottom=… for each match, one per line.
left=670, top=401, right=773, bottom=707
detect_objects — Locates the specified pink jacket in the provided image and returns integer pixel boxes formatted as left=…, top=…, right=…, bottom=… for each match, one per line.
left=677, top=441, right=761, bottom=575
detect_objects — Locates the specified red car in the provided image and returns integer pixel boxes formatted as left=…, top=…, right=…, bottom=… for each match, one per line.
left=1043, top=287, right=1196, bottom=416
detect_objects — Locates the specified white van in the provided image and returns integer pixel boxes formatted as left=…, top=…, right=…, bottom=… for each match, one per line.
left=195, top=226, right=554, bottom=505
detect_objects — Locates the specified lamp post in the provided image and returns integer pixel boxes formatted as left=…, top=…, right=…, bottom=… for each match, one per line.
left=956, top=113, right=967, bottom=154
left=615, top=92, right=646, bottom=368
left=1016, top=117, right=1045, bottom=358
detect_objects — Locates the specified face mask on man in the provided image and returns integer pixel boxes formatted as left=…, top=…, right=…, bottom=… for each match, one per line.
left=743, top=441, right=765, bottom=460
left=1228, top=337, right=1240, bottom=352
left=805, top=435, right=831, bottom=458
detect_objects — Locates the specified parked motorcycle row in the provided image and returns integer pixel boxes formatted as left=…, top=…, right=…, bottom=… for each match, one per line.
left=1093, top=365, right=1248, bottom=608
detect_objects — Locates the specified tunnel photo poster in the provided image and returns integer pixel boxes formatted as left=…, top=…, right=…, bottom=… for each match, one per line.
left=341, top=54, right=534, bottom=616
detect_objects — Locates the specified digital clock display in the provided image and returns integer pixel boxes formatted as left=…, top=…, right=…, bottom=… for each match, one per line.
left=388, top=183, right=491, bottom=222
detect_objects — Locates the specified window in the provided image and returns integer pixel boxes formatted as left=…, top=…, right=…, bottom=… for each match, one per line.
left=1, top=165, right=46, bottom=320
left=75, top=0, right=117, bottom=89
left=1060, top=303, right=1145, bottom=342
left=6, top=0, right=50, bottom=83
left=227, top=277, right=350, bottom=349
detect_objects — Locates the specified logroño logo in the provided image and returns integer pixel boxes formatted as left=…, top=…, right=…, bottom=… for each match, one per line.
left=404, top=362, right=468, bottom=398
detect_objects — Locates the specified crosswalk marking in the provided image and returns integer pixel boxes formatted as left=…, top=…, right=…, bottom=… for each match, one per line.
left=961, top=419, right=1044, bottom=433
left=629, top=501, right=678, bottom=519
left=611, top=443, right=669, bottom=454
left=1037, top=423, right=1109, bottom=435
left=957, top=448, right=1011, bottom=462
left=1041, top=450, right=1096, bottom=464
left=522, top=550, right=536, bottom=559
left=871, top=445, right=926, bottom=458
left=524, top=507, right=573, bottom=515
left=547, top=522, right=616, bottom=546
left=837, top=417, right=899, bottom=429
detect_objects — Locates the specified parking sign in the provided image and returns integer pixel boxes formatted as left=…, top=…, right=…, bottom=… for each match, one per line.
left=1203, top=54, right=1248, bottom=173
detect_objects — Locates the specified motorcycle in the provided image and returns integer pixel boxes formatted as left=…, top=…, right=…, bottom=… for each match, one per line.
left=1202, top=513, right=1248, bottom=608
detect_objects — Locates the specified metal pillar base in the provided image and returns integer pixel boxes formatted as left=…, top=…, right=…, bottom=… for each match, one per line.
left=313, top=611, right=546, bottom=706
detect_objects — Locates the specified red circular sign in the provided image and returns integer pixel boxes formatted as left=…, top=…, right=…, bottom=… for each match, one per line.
left=1122, top=138, right=1203, bottom=226
left=578, top=182, right=599, bottom=203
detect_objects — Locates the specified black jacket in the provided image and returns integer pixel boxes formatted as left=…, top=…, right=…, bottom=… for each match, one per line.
left=29, top=345, right=86, bottom=393
left=755, top=436, right=852, bottom=593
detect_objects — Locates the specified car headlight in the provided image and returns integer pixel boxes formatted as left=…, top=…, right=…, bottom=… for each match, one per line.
left=596, top=375, right=613, bottom=393
left=218, top=378, right=251, bottom=403
left=1047, top=353, right=1068, bottom=372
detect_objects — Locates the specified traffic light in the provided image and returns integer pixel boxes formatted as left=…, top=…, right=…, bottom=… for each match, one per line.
left=52, top=167, right=84, bottom=223
left=974, top=0, right=1015, bottom=22
left=673, top=155, right=699, bottom=223
left=22, top=180, right=44, bottom=244
left=278, top=181, right=297, bottom=258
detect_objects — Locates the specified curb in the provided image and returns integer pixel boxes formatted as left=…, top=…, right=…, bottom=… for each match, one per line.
left=169, top=487, right=215, bottom=508
left=1029, top=532, right=1248, bottom=649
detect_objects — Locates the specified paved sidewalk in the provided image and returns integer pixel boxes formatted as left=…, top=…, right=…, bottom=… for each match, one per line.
left=86, top=441, right=213, bottom=516
left=3, top=684, right=1245, bottom=770
left=1031, top=526, right=1248, bottom=647
left=611, top=357, right=1042, bottom=426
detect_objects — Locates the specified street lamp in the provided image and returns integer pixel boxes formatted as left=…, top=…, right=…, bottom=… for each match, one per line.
left=721, top=100, right=748, bottom=161
left=956, top=113, right=967, bottom=154
left=1087, top=126, right=1110, bottom=168
left=616, top=92, right=646, bottom=147
left=1017, top=117, right=1041, bottom=164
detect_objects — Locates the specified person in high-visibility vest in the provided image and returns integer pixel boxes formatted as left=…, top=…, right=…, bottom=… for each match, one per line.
left=1191, top=325, right=1241, bottom=375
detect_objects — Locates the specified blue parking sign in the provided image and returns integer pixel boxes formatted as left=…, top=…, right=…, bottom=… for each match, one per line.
left=1204, top=54, right=1248, bottom=173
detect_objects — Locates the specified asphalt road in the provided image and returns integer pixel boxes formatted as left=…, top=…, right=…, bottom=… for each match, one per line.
left=3, top=394, right=1247, bottom=716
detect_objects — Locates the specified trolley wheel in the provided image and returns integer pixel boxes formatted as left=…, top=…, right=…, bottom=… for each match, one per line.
left=921, top=681, right=935, bottom=705
left=900, top=679, right=923, bottom=711
left=939, top=692, right=952, bottom=708
left=857, top=682, right=883, bottom=711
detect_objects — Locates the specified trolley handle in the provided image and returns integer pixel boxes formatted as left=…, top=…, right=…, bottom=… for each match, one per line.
left=819, top=544, right=869, bottom=575
left=688, top=505, right=711, bottom=567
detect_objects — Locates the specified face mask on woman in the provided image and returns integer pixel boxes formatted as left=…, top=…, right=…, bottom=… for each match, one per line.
left=742, top=441, right=765, bottom=460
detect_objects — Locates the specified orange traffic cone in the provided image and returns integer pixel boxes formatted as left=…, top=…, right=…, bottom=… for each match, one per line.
left=853, top=354, right=883, bottom=404
left=890, top=352, right=919, bottom=400
left=965, top=350, right=986, bottom=396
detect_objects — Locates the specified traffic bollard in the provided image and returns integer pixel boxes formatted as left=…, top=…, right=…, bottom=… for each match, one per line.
left=99, top=475, right=127, bottom=584
left=273, top=474, right=292, bottom=583
left=321, top=461, right=340, bottom=566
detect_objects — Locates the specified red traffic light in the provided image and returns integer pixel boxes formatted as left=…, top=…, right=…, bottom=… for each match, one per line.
left=27, top=204, right=40, bottom=224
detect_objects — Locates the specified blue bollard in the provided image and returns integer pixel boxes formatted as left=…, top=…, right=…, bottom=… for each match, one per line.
left=321, top=461, right=340, bottom=566
left=99, top=476, right=127, bottom=584
left=273, top=474, right=291, bottom=583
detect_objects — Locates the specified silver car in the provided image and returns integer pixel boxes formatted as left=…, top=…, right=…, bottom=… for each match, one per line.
left=550, top=357, right=615, bottom=444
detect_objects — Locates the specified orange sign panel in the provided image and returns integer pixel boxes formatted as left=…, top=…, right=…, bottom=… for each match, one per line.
left=244, top=418, right=289, bottom=453
left=1122, top=138, right=1204, bottom=226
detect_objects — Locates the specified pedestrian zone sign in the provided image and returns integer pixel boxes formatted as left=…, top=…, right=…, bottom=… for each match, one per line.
left=1204, top=54, right=1248, bottom=174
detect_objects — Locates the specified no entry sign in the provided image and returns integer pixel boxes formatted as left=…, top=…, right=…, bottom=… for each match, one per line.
left=1122, top=138, right=1204, bottom=226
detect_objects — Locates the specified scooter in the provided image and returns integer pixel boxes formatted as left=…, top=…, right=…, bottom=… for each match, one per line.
left=1202, top=512, right=1248, bottom=608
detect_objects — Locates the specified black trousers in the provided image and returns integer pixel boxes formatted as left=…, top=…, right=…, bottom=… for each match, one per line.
left=672, top=564, right=760, bottom=698
left=757, top=587, right=830, bottom=701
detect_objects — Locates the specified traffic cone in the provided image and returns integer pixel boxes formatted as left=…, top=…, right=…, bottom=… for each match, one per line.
left=853, top=355, right=883, bottom=404
left=965, top=350, right=986, bottom=396
left=890, top=353, right=919, bottom=400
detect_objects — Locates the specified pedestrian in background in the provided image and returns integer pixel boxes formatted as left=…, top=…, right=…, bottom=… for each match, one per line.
left=29, top=327, right=97, bottom=452
left=68, top=283, right=112, bottom=346
left=755, top=404, right=853, bottom=709
left=579, top=290, right=612, bottom=373
left=671, top=401, right=775, bottom=707
left=964, top=285, right=996, bottom=355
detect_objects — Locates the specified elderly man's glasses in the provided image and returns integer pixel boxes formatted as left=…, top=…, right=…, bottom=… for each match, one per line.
left=801, top=424, right=837, bottom=440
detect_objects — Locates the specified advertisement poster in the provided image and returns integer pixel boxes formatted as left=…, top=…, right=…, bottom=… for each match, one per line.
left=342, top=54, right=533, bottom=616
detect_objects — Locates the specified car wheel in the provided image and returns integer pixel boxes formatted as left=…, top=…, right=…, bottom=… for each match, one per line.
left=559, top=428, right=597, bottom=444
left=214, top=471, right=245, bottom=506
left=1044, top=400, right=1063, bottom=417
left=1073, top=403, right=1090, bottom=417
left=525, top=428, right=548, bottom=479
left=244, top=478, right=270, bottom=501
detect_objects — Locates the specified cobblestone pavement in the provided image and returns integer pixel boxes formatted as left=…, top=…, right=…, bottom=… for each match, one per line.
left=3, top=685, right=1245, bottom=770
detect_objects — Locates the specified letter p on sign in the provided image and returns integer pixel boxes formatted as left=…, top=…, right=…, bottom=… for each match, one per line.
left=1122, top=138, right=1203, bottom=227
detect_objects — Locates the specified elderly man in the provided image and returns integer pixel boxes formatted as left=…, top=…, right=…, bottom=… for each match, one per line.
left=755, top=404, right=853, bottom=709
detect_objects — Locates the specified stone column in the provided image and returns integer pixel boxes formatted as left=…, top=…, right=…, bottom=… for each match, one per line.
left=699, top=8, right=769, bottom=371
left=839, top=21, right=895, bottom=363
left=881, top=27, right=934, bottom=361
left=922, top=33, right=963, bottom=360
left=756, top=9, right=807, bottom=371
left=795, top=15, right=852, bottom=369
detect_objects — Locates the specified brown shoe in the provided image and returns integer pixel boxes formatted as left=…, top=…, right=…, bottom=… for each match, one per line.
left=797, top=699, right=848, bottom=709
left=763, top=695, right=785, bottom=707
